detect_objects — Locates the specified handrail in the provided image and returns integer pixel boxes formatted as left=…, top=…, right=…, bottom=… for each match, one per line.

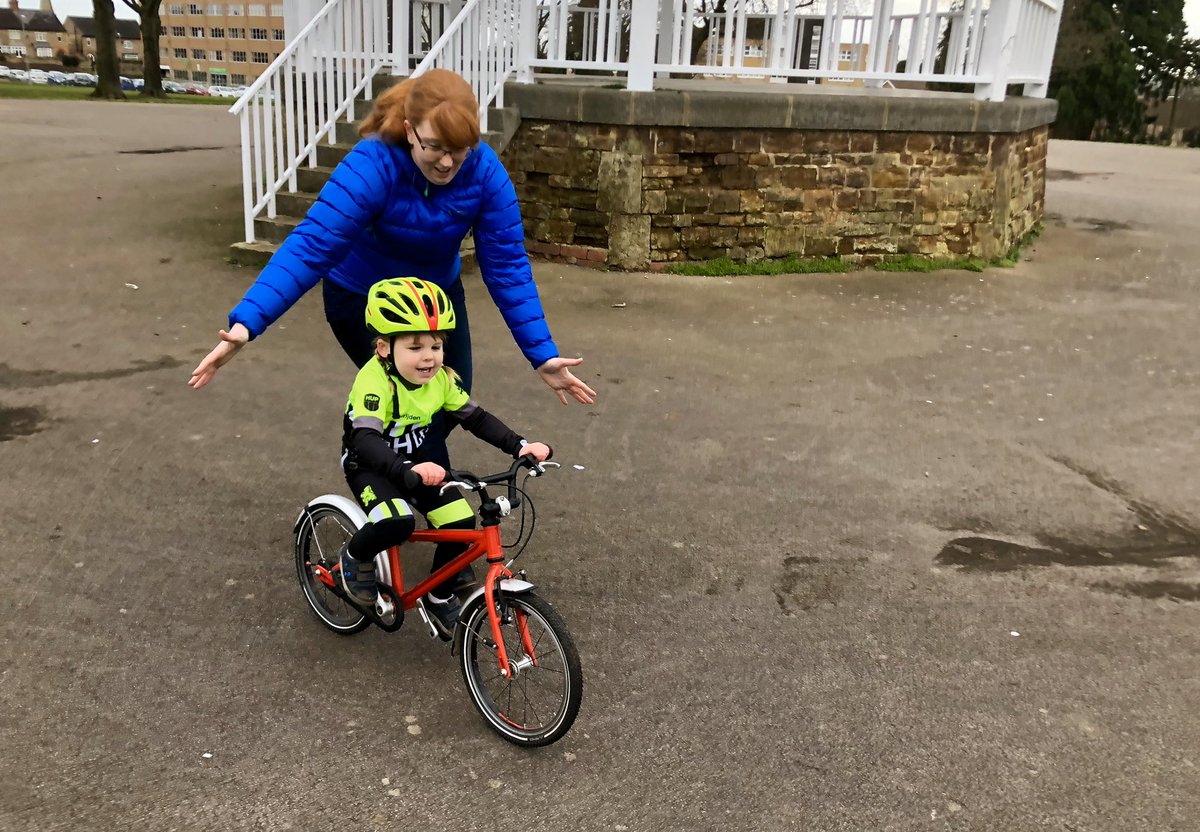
left=231, top=0, right=391, bottom=242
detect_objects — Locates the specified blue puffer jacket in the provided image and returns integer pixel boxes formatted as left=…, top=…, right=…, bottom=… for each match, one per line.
left=228, top=136, right=557, bottom=368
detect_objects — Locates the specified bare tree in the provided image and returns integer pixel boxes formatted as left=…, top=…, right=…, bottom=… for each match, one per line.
left=91, top=0, right=125, bottom=99
left=122, top=0, right=165, bottom=98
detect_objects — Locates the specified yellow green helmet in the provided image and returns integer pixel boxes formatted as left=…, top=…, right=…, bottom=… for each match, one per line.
left=364, top=278, right=456, bottom=337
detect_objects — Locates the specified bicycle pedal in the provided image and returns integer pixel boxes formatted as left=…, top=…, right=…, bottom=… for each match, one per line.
left=413, top=599, right=441, bottom=640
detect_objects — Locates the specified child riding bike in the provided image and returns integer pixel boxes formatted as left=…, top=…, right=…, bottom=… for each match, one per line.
left=338, top=277, right=552, bottom=636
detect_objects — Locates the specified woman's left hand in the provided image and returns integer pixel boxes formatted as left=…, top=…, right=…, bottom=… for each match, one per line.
left=536, top=357, right=597, bottom=405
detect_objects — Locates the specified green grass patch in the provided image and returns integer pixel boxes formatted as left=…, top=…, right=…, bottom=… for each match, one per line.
left=668, top=222, right=1046, bottom=277
left=873, top=254, right=990, bottom=272
left=668, top=255, right=853, bottom=276
left=0, top=82, right=229, bottom=105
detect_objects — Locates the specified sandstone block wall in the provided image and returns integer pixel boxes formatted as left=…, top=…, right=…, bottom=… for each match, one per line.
left=501, top=122, right=1049, bottom=269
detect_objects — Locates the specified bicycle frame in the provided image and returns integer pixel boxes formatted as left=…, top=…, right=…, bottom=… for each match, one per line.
left=312, top=523, right=537, bottom=680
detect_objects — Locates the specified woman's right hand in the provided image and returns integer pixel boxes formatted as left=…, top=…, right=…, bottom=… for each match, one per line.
left=189, top=323, right=250, bottom=389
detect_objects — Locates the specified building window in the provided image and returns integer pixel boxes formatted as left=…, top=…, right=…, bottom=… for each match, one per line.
left=208, top=4, right=223, bottom=13
left=36, top=46, right=51, bottom=57
left=269, top=4, right=283, bottom=15
left=214, top=49, right=223, bottom=60
left=192, top=70, right=207, bottom=81
left=174, top=47, right=187, bottom=57
left=122, top=40, right=133, bottom=48
left=231, top=73, right=245, bottom=84
left=171, top=26, right=185, bottom=36
left=188, top=3, right=202, bottom=14
left=228, top=27, right=244, bottom=38
left=272, top=28, right=283, bottom=40
left=250, top=27, right=266, bottom=40
left=122, top=53, right=138, bottom=60
left=227, top=4, right=242, bottom=15
left=169, top=4, right=183, bottom=14
left=248, top=4, right=265, bottom=16
left=251, top=50, right=268, bottom=63
left=231, top=49, right=246, bottom=62
left=160, top=47, right=168, bottom=56
left=191, top=26, right=204, bottom=37
left=210, top=27, right=224, bottom=38
left=7, top=30, right=18, bottom=40
left=192, top=48, right=206, bottom=59
left=839, top=49, right=853, bottom=62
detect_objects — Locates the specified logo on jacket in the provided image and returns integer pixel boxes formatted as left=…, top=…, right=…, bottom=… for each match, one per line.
left=363, top=394, right=380, bottom=412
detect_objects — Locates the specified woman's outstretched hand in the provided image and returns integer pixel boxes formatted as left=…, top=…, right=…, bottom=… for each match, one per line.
left=189, top=323, right=250, bottom=389
left=536, top=356, right=596, bottom=406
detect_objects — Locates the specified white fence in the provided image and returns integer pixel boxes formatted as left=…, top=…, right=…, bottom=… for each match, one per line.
left=234, top=0, right=1062, bottom=242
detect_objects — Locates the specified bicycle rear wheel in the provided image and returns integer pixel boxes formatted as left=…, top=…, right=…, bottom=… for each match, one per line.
left=294, top=505, right=369, bottom=635
left=459, top=591, right=582, bottom=746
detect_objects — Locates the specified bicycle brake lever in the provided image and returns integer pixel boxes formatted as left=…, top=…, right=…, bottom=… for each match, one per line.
left=439, top=480, right=478, bottom=495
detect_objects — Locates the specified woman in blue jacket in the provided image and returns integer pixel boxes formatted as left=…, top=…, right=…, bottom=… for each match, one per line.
left=190, top=69, right=595, bottom=463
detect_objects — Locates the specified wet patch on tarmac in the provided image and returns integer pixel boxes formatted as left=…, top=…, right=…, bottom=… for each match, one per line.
left=119, top=146, right=229, bottom=155
left=773, top=555, right=866, bottom=616
left=935, top=535, right=1197, bottom=572
left=1076, top=217, right=1135, bottom=233
left=0, top=356, right=183, bottom=390
left=936, top=456, right=1200, bottom=601
left=0, top=405, right=45, bottom=442
left=1047, top=169, right=1109, bottom=181
left=1091, top=580, right=1200, bottom=603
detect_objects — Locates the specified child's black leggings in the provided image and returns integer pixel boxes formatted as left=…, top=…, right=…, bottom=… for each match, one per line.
left=342, top=460, right=476, bottom=595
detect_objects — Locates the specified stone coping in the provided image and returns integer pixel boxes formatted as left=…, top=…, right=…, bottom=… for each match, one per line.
left=503, top=78, right=1057, bottom=134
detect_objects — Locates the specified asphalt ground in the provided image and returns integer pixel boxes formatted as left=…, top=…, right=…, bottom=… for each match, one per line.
left=1, top=100, right=1197, bottom=831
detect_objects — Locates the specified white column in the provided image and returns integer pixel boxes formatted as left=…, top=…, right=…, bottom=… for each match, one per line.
left=975, top=0, right=1020, bottom=101
left=516, top=0, right=536, bottom=82
left=626, top=0, right=657, bottom=90
left=391, top=0, right=410, bottom=75
left=656, top=0, right=676, bottom=76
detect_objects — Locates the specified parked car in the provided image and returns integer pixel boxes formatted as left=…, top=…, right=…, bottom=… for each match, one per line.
left=163, top=80, right=186, bottom=94
left=28, top=69, right=49, bottom=84
left=182, top=83, right=210, bottom=96
left=118, top=75, right=135, bottom=90
left=0, top=66, right=11, bottom=79
left=9, top=69, right=28, bottom=82
left=69, top=72, right=97, bottom=87
left=132, top=78, right=144, bottom=90
left=46, top=71, right=70, bottom=85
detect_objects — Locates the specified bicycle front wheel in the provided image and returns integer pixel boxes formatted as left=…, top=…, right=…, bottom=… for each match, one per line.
left=459, top=592, right=582, bottom=747
left=294, top=505, right=369, bottom=635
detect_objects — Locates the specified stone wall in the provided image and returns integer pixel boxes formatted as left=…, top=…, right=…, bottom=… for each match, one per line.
left=503, top=122, right=1048, bottom=268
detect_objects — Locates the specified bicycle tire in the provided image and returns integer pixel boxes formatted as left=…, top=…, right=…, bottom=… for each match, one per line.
left=294, top=504, right=370, bottom=635
left=459, top=591, right=582, bottom=746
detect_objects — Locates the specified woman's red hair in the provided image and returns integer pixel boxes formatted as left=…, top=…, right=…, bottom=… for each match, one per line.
left=358, top=68, right=480, bottom=150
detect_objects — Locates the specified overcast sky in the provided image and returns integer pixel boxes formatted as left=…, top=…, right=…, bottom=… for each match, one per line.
left=34, top=0, right=1200, bottom=34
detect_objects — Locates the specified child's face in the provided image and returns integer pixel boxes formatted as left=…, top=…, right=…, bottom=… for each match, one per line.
left=379, top=333, right=444, bottom=386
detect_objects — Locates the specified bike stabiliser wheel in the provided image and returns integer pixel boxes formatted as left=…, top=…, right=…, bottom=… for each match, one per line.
left=294, top=505, right=369, bottom=635
left=459, top=591, right=582, bottom=746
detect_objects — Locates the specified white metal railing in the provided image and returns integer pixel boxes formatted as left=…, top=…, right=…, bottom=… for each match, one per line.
left=411, top=0, right=521, bottom=129
left=527, top=0, right=1062, bottom=100
left=231, top=0, right=391, bottom=242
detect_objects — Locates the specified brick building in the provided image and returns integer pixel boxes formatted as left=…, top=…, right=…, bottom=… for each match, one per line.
left=157, top=1, right=286, bottom=86
left=1, top=0, right=67, bottom=63
left=64, top=16, right=143, bottom=65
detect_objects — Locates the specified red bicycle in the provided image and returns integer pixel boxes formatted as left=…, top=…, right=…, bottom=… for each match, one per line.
left=293, top=457, right=582, bottom=746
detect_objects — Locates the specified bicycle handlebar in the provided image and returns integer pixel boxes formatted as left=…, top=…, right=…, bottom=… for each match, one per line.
left=439, top=456, right=559, bottom=500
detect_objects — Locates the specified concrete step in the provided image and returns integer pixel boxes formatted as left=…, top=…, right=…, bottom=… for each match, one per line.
left=228, top=239, right=278, bottom=268
left=253, top=213, right=303, bottom=245
left=296, top=165, right=335, bottom=193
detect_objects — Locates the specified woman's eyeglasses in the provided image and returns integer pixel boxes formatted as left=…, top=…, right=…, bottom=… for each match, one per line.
left=413, top=133, right=473, bottom=163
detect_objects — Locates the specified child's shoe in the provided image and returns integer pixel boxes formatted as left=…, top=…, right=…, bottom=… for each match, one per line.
left=338, top=545, right=377, bottom=605
left=424, top=590, right=462, bottom=638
